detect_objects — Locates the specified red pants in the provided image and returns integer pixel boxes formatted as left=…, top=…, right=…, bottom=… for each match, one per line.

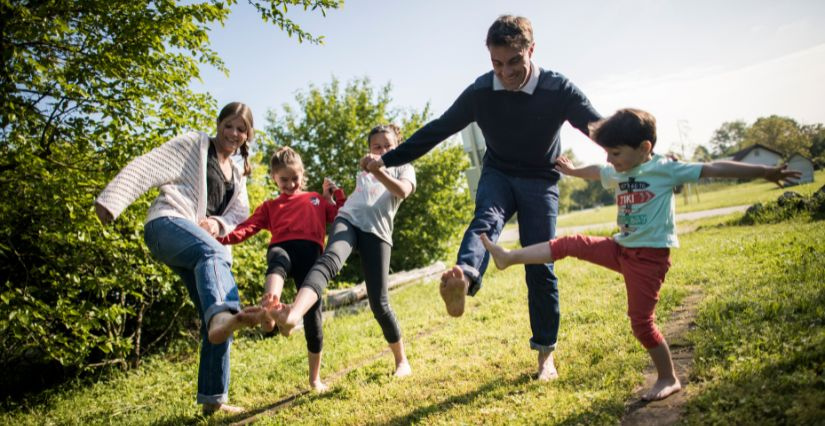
left=551, top=235, right=671, bottom=349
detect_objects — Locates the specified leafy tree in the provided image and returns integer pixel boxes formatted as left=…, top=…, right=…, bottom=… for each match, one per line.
left=692, top=145, right=713, bottom=162
left=0, top=0, right=340, bottom=395
left=743, top=115, right=809, bottom=158
left=557, top=149, right=586, bottom=213
left=802, top=123, right=825, bottom=168
left=556, top=149, right=613, bottom=212
left=708, top=120, right=747, bottom=157
left=265, top=77, right=473, bottom=285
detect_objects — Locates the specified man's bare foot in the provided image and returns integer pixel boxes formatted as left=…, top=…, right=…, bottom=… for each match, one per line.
left=440, top=266, right=469, bottom=317
left=480, top=233, right=513, bottom=270
left=202, top=402, right=245, bottom=416
left=394, top=360, right=412, bottom=378
left=536, top=351, right=559, bottom=381
left=310, top=380, right=329, bottom=393
left=207, top=307, right=263, bottom=344
left=642, top=377, right=681, bottom=401
left=273, top=304, right=301, bottom=337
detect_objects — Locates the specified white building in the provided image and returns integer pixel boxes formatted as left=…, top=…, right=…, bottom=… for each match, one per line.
left=726, top=143, right=784, bottom=167
left=460, top=123, right=486, bottom=198
left=787, top=153, right=815, bottom=184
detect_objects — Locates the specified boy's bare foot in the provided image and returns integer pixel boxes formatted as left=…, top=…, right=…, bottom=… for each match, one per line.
left=480, top=233, right=512, bottom=270
left=202, top=402, right=245, bottom=416
left=273, top=304, right=300, bottom=337
left=394, top=360, right=412, bottom=378
left=440, top=266, right=469, bottom=317
left=207, top=307, right=263, bottom=344
left=642, top=377, right=681, bottom=401
left=310, top=380, right=329, bottom=393
left=536, top=351, right=559, bottom=381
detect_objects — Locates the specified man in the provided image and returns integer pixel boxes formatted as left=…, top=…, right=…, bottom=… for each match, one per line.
left=364, top=15, right=601, bottom=380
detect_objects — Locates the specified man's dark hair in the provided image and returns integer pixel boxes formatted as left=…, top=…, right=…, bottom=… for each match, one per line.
left=486, top=15, right=533, bottom=50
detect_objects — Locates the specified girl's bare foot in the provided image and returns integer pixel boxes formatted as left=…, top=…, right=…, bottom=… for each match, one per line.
left=394, top=360, right=412, bottom=378
left=536, top=351, right=559, bottom=381
left=439, top=266, right=469, bottom=317
left=260, top=305, right=279, bottom=333
left=642, top=378, right=681, bottom=401
left=273, top=304, right=300, bottom=336
left=480, top=233, right=512, bottom=270
left=310, top=380, right=329, bottom=393
left=207, top=307, right=263, bottom=344
left=202, top=402, right=245, bottom=416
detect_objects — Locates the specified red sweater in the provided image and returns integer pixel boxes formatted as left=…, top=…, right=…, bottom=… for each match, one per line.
left=218, top=189, right=345, bottom=248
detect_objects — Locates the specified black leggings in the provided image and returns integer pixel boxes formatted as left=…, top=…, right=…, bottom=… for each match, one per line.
left=266, top=240, right=323, bottom=353
left=303, top=217, right=401, bottom=344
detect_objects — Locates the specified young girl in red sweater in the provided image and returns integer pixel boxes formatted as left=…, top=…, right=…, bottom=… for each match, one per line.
left=219, top=146, right=345, bottom=391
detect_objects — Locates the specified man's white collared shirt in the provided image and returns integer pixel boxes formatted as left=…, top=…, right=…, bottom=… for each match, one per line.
left=492, top=61, right=539, bottom=95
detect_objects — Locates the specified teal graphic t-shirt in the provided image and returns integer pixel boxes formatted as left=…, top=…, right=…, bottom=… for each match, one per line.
left=600, top=154, right=703, bottom=248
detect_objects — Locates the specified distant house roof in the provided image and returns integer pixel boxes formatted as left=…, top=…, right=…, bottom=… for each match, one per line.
left=729, top=144, right=785, bottom=161
left=788, top=152, right=812, bottom=161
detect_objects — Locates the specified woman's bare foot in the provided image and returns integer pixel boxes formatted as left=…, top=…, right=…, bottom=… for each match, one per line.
left=394, top=360, right=412, bottom=378
left=440, top=266, right=469, bottom=317
left=272, top=304, right=301, bottom=337
left=202, top=402, right=245, bottom=416
left=642, top=377, right=681, bottom=401
left=310, top=380, right=329, bottom=393
left=536, top=351, right=559, bottom=381
left=207, top=307, right=264, bottom=344
left=480, top=234, right=513, bottom=270
left=260, top=293, right=280, bottom=332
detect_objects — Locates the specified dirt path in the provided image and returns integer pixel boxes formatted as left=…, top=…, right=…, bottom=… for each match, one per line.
left=620, top=289, right=702, bottom=425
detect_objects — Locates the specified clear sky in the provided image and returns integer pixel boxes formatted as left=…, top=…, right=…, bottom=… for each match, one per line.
left=196, top=0, right=825, bottom=164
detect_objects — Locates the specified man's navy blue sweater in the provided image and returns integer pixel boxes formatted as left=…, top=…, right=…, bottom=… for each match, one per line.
left=381, top=68, right=601, bottom=182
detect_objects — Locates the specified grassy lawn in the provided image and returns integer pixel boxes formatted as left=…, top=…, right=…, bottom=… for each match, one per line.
left=556, top=169, right=825, bottom=228
left=2, top=216, right=823, bottom=424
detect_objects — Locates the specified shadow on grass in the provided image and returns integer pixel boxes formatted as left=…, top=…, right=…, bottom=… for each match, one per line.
left=380, top=373, right=534, bottom=425
left=682, top=343, right=825, bottom=424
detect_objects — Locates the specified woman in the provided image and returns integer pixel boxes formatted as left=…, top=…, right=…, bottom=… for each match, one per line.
left=95, top=102, right=261, bottom=415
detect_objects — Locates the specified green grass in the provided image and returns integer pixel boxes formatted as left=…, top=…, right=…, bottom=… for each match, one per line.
left=678, top=220, right=825, bottom=425
left=2, top=217, right=823, bottom=424
left=555, top=169, right=825, bottom=228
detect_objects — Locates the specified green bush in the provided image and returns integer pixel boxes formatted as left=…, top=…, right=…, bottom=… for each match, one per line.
left=0, top=0, right=340, bottom=396
left=266, top=77, right=473, bottom=287
left=738, top=185, right=825, bottom=225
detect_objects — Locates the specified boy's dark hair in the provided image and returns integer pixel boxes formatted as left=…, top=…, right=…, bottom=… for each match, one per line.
left=590, top=108, right=657, bottom=149
left=486, top=15, right=533, bottom=50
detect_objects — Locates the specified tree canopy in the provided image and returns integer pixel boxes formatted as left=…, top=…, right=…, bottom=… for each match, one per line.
left=0, top=0, right=341, bottom=396
left=265, top=77, right=474, bottom=282
left=705, top=116, right=822, bottom=165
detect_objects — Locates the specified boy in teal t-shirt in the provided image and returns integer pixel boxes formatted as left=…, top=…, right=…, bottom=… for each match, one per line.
left=601, top=153, right=702, bottom=248
left=480, top=108, right=800, bottom=401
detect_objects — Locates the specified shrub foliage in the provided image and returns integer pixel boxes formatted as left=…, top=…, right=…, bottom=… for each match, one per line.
left=265, top=77, right=474, bottom=285
left=0, top=0, right=341, bottom=395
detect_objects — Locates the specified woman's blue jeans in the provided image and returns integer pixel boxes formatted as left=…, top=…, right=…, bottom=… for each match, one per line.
left=144, top=216, right=241, bottom=404
left=456, top=166, right=560, bottom=353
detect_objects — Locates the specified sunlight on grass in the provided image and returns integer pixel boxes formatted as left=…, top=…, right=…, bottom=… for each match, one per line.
left=1, top=215, right=822, bottom=424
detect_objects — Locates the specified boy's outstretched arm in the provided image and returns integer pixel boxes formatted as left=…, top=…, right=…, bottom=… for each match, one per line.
left=700, top=161, right=802, bottom=187
left=555, top=155, right=601, bottom=181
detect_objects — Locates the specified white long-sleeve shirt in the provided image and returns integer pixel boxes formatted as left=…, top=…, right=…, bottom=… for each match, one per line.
left=96, top=131, right=249, bottom=236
